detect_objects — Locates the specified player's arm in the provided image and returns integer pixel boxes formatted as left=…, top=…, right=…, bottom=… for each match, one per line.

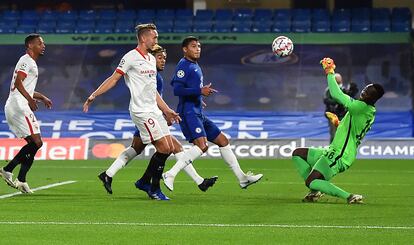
left=156, top=91, right=181, bottom=124
left=33, top=91, right=52, bottom=109
left=13, top=72, right=38, bottom=111
left=83, top=71, right=122, bottom=112
left=320, top=58, right=352, bottom=108
left=173, top=82, right=217, bottom=97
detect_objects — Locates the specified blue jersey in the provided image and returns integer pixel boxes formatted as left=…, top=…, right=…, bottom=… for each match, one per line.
left=171, top=58, right=203, bottom=115
left=156, top=72, right=163, bottom=96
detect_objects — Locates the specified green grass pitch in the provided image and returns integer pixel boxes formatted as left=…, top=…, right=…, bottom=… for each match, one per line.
left=0, top=159, right=413, bottom=244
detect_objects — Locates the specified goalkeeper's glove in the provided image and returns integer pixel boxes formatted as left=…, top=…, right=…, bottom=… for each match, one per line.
left=325, top=112, right=340, bottom=127
left=320, top=57, right=336, bottom=75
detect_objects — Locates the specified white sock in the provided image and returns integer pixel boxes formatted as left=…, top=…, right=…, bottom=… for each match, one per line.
left=183, top=164, right=204, bottom=185
left=106, top=146, right=137, bottom=177
left=168, top=146, right=203, bottom=177
left=219, top=144, right=245, bottom=182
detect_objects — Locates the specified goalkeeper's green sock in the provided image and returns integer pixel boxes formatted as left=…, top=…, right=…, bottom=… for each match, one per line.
left=292, top=156, right=311, bottom=181
left=309, top=179, right=350, bottom=199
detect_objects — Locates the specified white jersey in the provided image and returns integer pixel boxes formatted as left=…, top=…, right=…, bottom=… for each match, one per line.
left=116, top=48, right=160, bottom=114
left=6, top=54, right=38, bottom=107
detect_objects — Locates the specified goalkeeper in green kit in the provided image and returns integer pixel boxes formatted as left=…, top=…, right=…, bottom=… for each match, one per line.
left=292, top=57, right=384, bottom=204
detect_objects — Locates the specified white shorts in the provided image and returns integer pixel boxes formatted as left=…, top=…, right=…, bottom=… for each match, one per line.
left=4, top=102, right=40, bottom=138
left=130, top=111, right=171, bottom=144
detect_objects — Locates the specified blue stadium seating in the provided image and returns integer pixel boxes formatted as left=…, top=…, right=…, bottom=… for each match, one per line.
left=2, top=10, right=20, bottom=21
left=137, top=9, right=155, bottom=20
left=175, top=9, right=193, bottom=21
left=100, top=10, right=117, bottom=20
left=59, top=10, right=78, bottom=21
left=75, top=26, right=94, bottom=34
left=55, top=27, right=74, bottom=33
left=0, top=20, right=18, bottom=28
left=234, top=8, right=253, bottom=21
left=94, top=26, right=113, bottom=33
left=114, top=27, right=133, bottom=33
left=212, top=21, right=232, bottom=32
left=274, top=9, right=292, bottom=20
left=0, top=27, right=15, bottom=33
left=77, top=20, right=95, bottom=28
left=193, top=20, right=212, bottom=32
left=156, top=20, right=173, bottom=32
left=15, top=27, right=35, bottom=34
left=195, top=9, right=214, bottom=21
left=312, top=20, right=330, bottom=32
left=253, top=9, right=273, bottom=21
left=21, top=10, right=40, bottom=21
left=371, top=19, right=390, bottom=32
left=156, top=9, right=175, bottom=21
left=116, top=10, right=136, bottom=20
left=41, top=10, right=58, bottom=21
left=79, top=10, right=97, bottom=21
left=215, top=9, right=233, bottom=21
left=252, top=20, right=272, bottom=32
left=173, top=20, right=192, bottom=33
left=19, top=20, right=38, bottom=29
left=272, top=20, right=291, bottom=32
left=232, top=20, right=252, bottom=32
left=37, top=27, right=55, bottom=34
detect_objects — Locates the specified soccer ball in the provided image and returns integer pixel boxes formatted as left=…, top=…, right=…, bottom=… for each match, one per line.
left=272, top=36, right=294, bottom=57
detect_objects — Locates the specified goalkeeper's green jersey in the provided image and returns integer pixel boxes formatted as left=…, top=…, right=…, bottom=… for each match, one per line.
left=326, top=74, right=376, bottom=167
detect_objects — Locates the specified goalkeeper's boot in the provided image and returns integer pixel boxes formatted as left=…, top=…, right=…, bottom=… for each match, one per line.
left=347, top=194, right=364, bottom=204
left=302, top=190, right=324, bottom=202
left=198, top=176, right=218, bottom=192
left=240, top=171, right=263, bottom=189
left=135, top=179, right=152, bottom=198
left=148, top=189, right=170, bottom=201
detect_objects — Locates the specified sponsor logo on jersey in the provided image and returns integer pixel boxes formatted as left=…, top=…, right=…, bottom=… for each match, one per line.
left=176, top=70, right=185, bottom=78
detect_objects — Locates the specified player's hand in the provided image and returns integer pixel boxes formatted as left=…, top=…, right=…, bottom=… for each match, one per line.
left=201, top=83, right=218, bottom=97
left=325, top=112, right=340, bottom=127
left=83, top=94, right=95, bottom=113
left=164, top=109, right=182, bottom=125
left=320, top=57, right=336, bottom=74
left=42, top=96, right=53, bottom=109
left=28, top=97, right=38, bottom=111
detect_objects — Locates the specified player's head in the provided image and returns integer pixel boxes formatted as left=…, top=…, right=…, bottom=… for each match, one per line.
left=150, top=44, right=167, bottom=71
left=25, top=33, right=45, bottom=56
left=182, top=36, right=200, bottom=61
left=135, top=23, right=158, bottom=50
left=360, top=83, right=384, bottom=105
left=334, top=73, right=343, bottom=85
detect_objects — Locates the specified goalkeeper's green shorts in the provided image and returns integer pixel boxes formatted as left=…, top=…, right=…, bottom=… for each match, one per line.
left=307, top=147, right=349, bottom=181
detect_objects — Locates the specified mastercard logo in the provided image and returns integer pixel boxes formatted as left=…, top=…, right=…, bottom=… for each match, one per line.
left=92, top=143, right=126, bottom=158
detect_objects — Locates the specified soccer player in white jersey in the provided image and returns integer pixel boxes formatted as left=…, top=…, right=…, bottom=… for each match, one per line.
left=0, top=34, right=52, bottom=193
left=96, top=44, right=217, bottom=195
left=83, top=24, right=207, bottom=200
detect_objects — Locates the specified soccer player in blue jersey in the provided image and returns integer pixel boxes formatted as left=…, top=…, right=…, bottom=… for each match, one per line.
left=162, top=36, right=263, bottom=191
left=97, top=44, right=217, bottom=196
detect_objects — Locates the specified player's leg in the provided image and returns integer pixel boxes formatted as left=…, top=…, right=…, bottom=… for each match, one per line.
left=161, top=114, right=205, bottom=190
left=306, top=156, right=355, bottom=203
left=98, top=131, right=145, bottom=194
left=292, top=147, right=323, bottom=181
left=209, top=123, right=263, bottom=189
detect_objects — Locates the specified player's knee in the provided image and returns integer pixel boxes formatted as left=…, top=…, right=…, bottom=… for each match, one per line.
left=292, top=148, right=307, bottom=160
left=33, top=140, right=43, bottom=149
left=305, top=177, right=313, bottom=188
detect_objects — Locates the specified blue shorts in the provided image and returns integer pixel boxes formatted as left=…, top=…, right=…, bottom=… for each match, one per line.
left=179, top=113, right=221, bottom=143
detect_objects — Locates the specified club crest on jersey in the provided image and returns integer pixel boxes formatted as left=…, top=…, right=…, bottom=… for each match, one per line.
left=195, top=127, right=202, bottom=133
left=177, top=70, right=185, bottom=78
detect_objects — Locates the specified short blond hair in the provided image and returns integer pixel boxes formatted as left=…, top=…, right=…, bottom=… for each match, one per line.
left=150, top=44, right=166, bottom=55
left=135, top=23, right=157, bottom=39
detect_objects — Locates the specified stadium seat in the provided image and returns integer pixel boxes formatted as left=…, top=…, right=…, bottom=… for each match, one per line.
left=41, top=10, right=58, bottom=21
left=156, top=9, right=175, bottom=21
left=0, top=20, right=18, bottom=28
left=351, top=19, right=370, bottom=32
left=59, top=10, right=78, bottom=21
left=0, top=27, right=15, bottom=33
left=312, top=8, right=330, bottom=21
left=19, top=20, right=37, bottom=29
left=100, top=10, right=117, bottom=20
left=391, top=7, right=411, bottom=32
left=331, top=19, right=350, bottom=32
left=38, top=20, right=56, bottom=28
left=77, top=20, right=95, bottom=29
left=371, top=19, right=390, bottom=32
left=332, top=8, right=350, bottom=22
left=253, top=9, right=273, bottom=21
left=115, top=20, right=134, bottom=29
left=292, top=8, right=311, bottom=21
left=116, top=10, right=136, bottom=20
left=175, top=9, right=193, bottom=21
left=16, top=27, right=35, bottom=34
left=94, top=26, right=113, bottom=33
left=75, top=26, right=94, bottom=34
left=391, top=20, right=411, bottom=32
left=21, top=10, right=40, bottom=21
left=392, top=7, right=411, bottom=21
left=212, top=21, right=232, bottom=32
left=55, top=27, right=74, bottom=33
left=371, top=8, right=390, bottom=21
left=79, top=10, right=97, bottom=21
left=234, top=8, right=253, bottom=21
left=137, top=9, right=155, bottom=20
left=274, top=9, right=292, bottom=20
left=272, top=19, right=291, bottom=32
left=292, top=20, right=311, bottom=32
left=312, top=20, right=330, bottom=32
left=215, top=9, right=233, bottom=21
left=351, top=8, right=371, bottom=21
left=232, top=20, right=252, bottom=32
left=37, top=27, right=55, bottom=34
left=252, top=20, right=272, bottom=32
left=57, top=20, right=76, bottom=29
left=193, top=20, right=212, bottom=32
left=2, top=10, right=20, bottom=21
left=114, top=27, right=133, bottom=33
left=156, top=20, right=173, bottom=32
left=195, top=9, right=214, bottom=21
left=135, top=17, right=154, bottom=25
left=173, top=20, right=192, bottom=33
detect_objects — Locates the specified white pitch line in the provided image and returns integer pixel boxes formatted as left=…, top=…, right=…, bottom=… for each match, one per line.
left=0, top=181, right=77, bottom=199
left=0, top=221, right=412, bottom=230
